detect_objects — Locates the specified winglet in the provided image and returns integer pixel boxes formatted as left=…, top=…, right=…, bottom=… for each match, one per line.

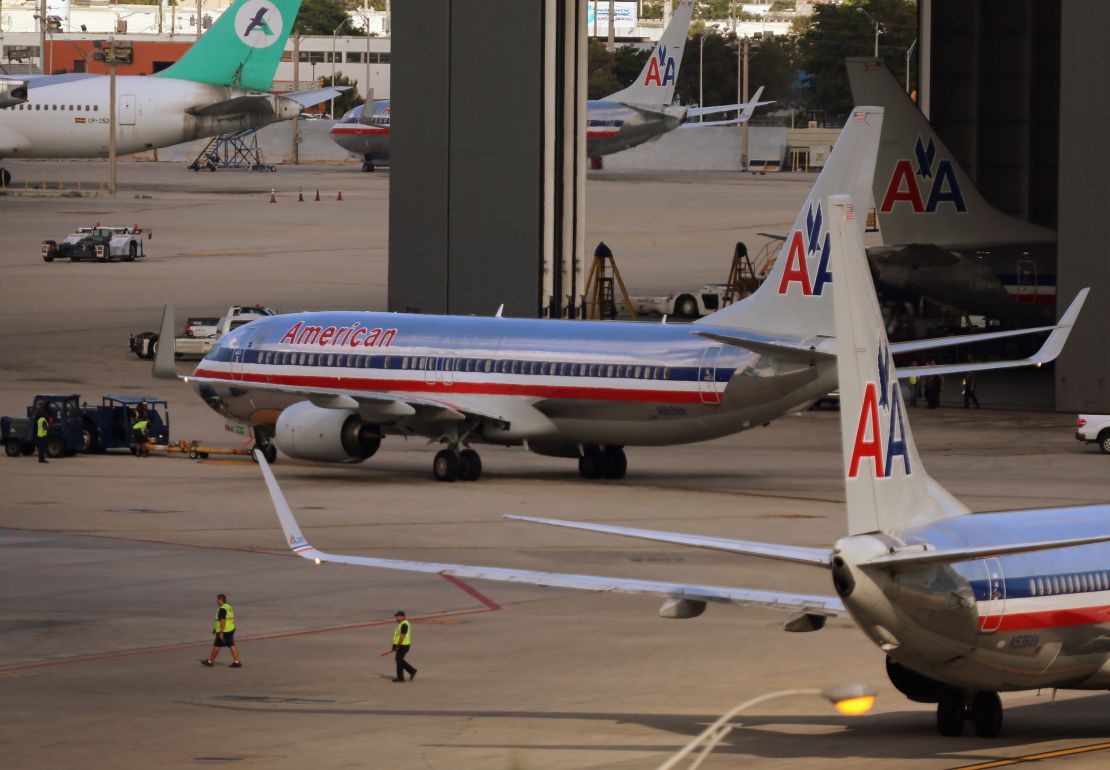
left=1030, top=287, right=1089, bottom=364
left=152, top=304, right=180, bottom=380
left=255, top=450, right=324, bottom=563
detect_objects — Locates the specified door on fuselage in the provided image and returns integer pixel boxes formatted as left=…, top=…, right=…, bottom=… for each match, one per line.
left=979, top=557, right=1007, bottom=634
left=698, top=346, right=723, bottom=404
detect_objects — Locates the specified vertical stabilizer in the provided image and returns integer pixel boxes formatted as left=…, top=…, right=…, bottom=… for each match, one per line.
left=700, top=107, right=883, bottom=337
left=826, top=195, right=969, bottom=535
left=153, top=0, right=302, bottom=92
left=604, top=0, right=694, bottom=107
left=845, top=57, right=1055, bottom=247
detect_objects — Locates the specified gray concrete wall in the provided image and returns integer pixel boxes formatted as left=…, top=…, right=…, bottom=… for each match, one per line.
left=1056, top=0, right=1110, bottom=413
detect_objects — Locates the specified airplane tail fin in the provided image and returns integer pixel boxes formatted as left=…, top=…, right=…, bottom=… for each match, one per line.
left=845, top=57, right=1055, bottom=247
left=700, top=107, right=884, bottom=338
left=604, top=0, right=694, bottom=106
left=826, top=195, right=969, bottom=536
left=154, top=0, right=302, bottom=92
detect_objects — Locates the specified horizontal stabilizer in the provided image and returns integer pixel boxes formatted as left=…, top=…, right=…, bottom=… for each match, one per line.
left=187, top=94, right=278, bottom=117
left=694, top=330, right=833, bottom=363
left=283, top=86, right=349, bottom=108
left=896, top=288, right=1088, bottom=379
left=504, top=515, right=832, bottom=566
left=258, top=453, right=843, bottom=616
left=860, top=532, right=1110, bottom=568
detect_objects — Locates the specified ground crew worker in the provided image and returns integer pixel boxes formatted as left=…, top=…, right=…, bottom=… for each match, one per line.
left=201, top=594, right=242, bottom=668
left=391, top=611, right=417, bottom=682
left=131, top=415, right=150, bottom=457
left=962, top=372, right=980, bottom=410
left=35, top=402, right=50, bottom=463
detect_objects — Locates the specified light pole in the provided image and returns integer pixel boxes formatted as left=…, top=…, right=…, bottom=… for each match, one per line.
left=330, top=21, right=344, bottom=119
left=905, top=38, right=917, bottom=94
left=856, top=7, right=882, bottom=58
left=698, top=28, right=708, bottom=122
left=739, top=33, right=749, bottom=171
left=657, top=684, right=877, bottom=770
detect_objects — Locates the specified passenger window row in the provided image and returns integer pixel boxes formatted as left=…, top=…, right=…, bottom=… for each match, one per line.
left=7, top=103, right=99, bottom=111
left=1029, top=571, right=1110, bottom=597
left=250, top=350, right=673, bottom=381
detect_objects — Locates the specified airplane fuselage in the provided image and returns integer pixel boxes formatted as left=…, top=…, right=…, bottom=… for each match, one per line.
left=330, top=99, right=688, bottom=163
left=836, top=506, right=1110, bottom=694
left=0, top=77, right=298, bottom=159
left=190, top=311, right=834, bottom=455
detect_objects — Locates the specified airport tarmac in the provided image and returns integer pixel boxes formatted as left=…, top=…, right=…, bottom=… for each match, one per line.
left=1, top=160, right=1107, bottom=769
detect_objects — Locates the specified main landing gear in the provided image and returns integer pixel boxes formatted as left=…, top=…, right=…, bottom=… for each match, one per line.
left=362, top=154, right=375, bottom=172
left=251, top=428, right=278, bottom=464
left=577, top=445, right=627, bottom=480
left=936, top=688, right=1003, bottom=737
left=433, top=447, right=482, bottom=482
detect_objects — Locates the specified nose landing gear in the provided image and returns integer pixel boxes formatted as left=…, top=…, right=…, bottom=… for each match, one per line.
left=936, top=688, right=1003, bottom=737
left=577, top=445, right=627, bottom=480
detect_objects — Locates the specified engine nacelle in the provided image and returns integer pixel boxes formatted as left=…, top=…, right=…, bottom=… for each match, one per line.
left=274, top=401, right=381, bottom=463
left=886, top=656, right=947, bottom=703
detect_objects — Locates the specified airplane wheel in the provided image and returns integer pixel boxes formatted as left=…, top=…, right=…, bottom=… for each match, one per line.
left=433, top=449, right=460, bottom=482
left=601, top=447, right=627, bottom=479
left=936, top=689, right=966, bottom=737
left=459, top=449, right=482, bottom=481
left=970, top=692, right=1003, bottom=738
left=578, top=447, right=604, bottom=480
left=0, top=167, right=10, bottom=187
left=261, top=443, right=278, bottom=464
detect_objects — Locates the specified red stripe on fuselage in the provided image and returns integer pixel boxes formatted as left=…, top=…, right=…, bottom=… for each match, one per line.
left=979, top=603, right=1110, bottom=633
left=192, top=368, right=722, bottom=404
left=330, top=125, right=390, bottom=136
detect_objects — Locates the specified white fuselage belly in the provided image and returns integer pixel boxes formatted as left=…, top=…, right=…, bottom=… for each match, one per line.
left=0, top=77, right=282, bottom=159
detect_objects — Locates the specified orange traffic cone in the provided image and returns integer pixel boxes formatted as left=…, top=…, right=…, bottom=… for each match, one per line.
left=314, top=189, right=320, bottom=201
left=269, top=188, right=276, bottom=203
left=298, top=189, right=304, bottom=202
left=337, top=187, right=343, bottom=202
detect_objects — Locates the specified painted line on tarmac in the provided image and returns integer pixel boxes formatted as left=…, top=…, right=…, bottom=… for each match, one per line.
left=0, top=605, right=499, bottom=673
left=440, top=573, right=502, bottom=610
left=948, top=741, right=1110, bottom=769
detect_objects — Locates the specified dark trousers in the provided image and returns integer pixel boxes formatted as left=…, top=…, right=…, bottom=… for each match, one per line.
left=395, top=645, right=416, bottom=680
left=964, top=391, right=979, bottom=409
left=36, top=437, right=47, bottom=461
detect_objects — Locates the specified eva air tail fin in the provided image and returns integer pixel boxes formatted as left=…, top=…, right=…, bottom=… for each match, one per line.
left=154, top=0, right=302, bottom=92
left=700, top=107, right=883, bottom=338
left=826, top=195, right=969, bottom=536
left=604, top=0, right=694, bottom=106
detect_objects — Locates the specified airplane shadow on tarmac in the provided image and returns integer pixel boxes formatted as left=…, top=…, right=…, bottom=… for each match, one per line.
left=185, top=696, right=1110, bottom=763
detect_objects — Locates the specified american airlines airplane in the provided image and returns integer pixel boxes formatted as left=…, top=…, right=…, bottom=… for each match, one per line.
left=847, top=57, right=1058, bottom=324
left=329, top=0, right=772, bottom=171
left=259, top=195, right=1109, bottom=738
left=156, top=106, right=1084, bottom=482
left=0, top=0, right=339, bottom=187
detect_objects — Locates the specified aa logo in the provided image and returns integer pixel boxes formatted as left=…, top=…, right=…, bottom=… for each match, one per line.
left=644, top=45, right=677, bottom=87
left=848, top=343, right=912, bottom=479
left=236, top=0, right=283, bottom=49
left=879, top=136, right=967, bottom=214
left=777, top=202, right=832, bottom=296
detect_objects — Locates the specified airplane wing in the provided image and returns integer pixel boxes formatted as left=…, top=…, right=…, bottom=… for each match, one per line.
left=686, top=86, right=772, bottom=120
left=283, top=86, right=348, bottom=108
left=892, top=288, right=1086, bottom=355
left=258, top=453, right=845, bottom=617
left=504, top=515, right=832, bottom=566
left=895, top=288, right=1087, bottom=379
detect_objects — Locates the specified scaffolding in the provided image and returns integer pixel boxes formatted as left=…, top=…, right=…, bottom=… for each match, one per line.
left=188, top=128, right=276, bottom=172
left=722, top=241, right=762, bottom=305
left=583, top=242, right=636, bottom=320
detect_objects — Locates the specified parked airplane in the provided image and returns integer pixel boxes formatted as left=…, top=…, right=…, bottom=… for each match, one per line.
left=329, top=0, right=772, bottom=171
left=157, top=107, right=1083, bottom=482
left=0, top=0, right=341, bottom=186
left=259, top=195, right=1105, bottom=738
left=846, top=57, right=1057, bottom=324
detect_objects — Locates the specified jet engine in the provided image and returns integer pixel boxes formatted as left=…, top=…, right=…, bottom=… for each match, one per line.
left=886, top=656, right=946, bottom=703
left=274, top=401, right=381, bottom=463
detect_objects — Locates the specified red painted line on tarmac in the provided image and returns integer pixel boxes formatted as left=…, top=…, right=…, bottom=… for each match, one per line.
left=0, top=606, right=499, bottom=673
left=440, top=573, right=502, bottom=610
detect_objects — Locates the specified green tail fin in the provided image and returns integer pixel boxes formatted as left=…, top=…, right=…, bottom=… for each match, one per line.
left=153, top=0, right=301, bottom=91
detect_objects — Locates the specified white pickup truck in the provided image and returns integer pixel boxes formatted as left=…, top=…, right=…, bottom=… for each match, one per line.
left=129, top=305, right=276, bottom=360
left=1075, top=415, right=1110, bottom=454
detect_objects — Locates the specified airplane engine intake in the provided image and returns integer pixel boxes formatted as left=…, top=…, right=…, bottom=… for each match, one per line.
left=886, top=656, right=947, bottom=703
left=274, top=401, right=381, bottom=464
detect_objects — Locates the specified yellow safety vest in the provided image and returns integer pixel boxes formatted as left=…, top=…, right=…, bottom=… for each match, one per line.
left=213, top=603, right=235, bottom=633
left=392, top=619, right=411, bottom=646
left=132, top=419, right=149, bottom=435
left=36, top=416, right=48, bottom=438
